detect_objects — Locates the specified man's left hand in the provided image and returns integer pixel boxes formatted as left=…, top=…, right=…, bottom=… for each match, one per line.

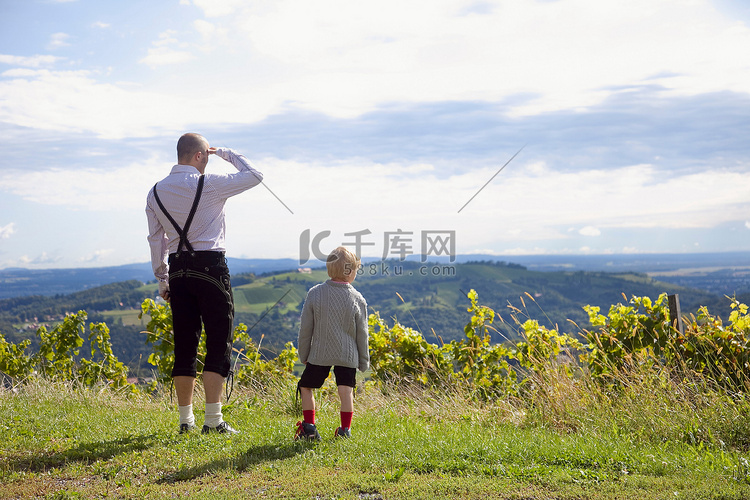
left=158, top=281, right=171, bottom=303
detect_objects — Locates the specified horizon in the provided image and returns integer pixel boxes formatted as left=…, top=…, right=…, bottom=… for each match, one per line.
left=2, top=250, right=749, bottom=300
left=2, top=249, right=750, bottom=273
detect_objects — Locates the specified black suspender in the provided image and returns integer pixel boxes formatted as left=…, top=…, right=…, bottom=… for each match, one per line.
left=152, top=175, right=205, bottom=256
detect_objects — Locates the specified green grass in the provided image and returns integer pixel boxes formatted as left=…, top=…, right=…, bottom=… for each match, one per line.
left=233, top=281, right=308, bottom=315
left=2, top=380, right=750, bottom=499
left=99, top=309, right=146, bottom=327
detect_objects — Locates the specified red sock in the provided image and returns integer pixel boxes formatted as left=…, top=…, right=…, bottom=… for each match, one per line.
left=340, top=411, right=353, bottom=429
left=303, top=410, right=315, bottom=424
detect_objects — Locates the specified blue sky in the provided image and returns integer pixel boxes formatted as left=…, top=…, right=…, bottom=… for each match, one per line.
left=1, top=0, right=750, bottom=269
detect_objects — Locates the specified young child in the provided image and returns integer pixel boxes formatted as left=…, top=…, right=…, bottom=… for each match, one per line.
left=295, top=246, right=369, bottom=440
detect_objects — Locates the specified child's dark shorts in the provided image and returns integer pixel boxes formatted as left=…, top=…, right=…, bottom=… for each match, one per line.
left=299, top=363, right=356, bottom=388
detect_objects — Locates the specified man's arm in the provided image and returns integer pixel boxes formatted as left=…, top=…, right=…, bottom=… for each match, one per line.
left=145, top=195, right=170, bottom=301
left=210, top=147, right=264, bottom=198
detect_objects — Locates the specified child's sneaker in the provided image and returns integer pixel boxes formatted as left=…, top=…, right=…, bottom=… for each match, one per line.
left=294, top=421, right=321, bottom=441
left=334, top=426, right=351, bottom=438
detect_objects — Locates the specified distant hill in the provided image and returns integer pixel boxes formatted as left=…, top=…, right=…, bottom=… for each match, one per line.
left=496, top=251, right=750, bottom=273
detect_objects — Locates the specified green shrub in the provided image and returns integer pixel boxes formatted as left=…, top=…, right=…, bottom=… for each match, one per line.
left=0, top=311, right=131, bottom=390
left=368, top=311, right=454, bottom=387
left=583, top=293, right=750, bottom=392
left=369, top=289, right=525, bottom=399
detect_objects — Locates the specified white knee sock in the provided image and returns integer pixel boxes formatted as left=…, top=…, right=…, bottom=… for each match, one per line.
left=204, top=402, right=223, bottom=428
left=178, top=404, right=195, bottom=426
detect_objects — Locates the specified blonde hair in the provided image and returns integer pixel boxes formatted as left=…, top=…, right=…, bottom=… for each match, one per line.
left=326, top=246, right=360, bottom=281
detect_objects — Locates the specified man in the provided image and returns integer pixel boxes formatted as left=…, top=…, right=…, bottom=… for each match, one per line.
left=146, top=133, right=263, bottom=434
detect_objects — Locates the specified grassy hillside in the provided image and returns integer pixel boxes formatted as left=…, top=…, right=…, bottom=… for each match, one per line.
left=232, top=270, right=327, bottom=315
left=1, top=380, right=749, bottom=500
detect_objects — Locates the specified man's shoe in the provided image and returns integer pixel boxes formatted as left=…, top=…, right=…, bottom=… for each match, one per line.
left=294, top=421, right=321, bottom=441
left=334, top=426, right=351, bottom=438
left=201, top=421, right=239, bottom=435
left=179, top=423, right=196, bottom=434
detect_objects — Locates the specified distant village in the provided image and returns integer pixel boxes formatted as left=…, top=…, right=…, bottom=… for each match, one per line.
left=22, top=315, right=71, bottom=332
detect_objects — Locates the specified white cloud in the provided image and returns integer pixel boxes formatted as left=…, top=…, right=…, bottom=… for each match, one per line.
left=92, top=21, right=111, bottom=29
left=139, top=46, right=193, bottom=67
left=3, top=156, right=749, bottom=243
left=2, top=0, right=749, bottom=136
left=0, top=155, right=166, bottom=211
left=183, top=0, right=750, bottom=118
left=2, top=69, right=43, bottom=78
left=222, top=157, right=750, bottom=258
left=579, top=226, right=601, bottom=237
left=0, top=70, right=202, bottom=138
left=47, top=33, right=71, bottom=50
left=139, top=30, right=193, bottom=67
left=0, top=54, right=62, bottom=68
left=0, top=223, right=15, bottom=240
left=18, top=252, right=62, bottom=266
left=193, top=19, right=228, bottom=49
left=190, top=0, right=247, bottom=17
left=2, top=157, right=747, bottom=266
left=193, top=19, right=215, bottom=40
left=80, top=249, right=115, bottom=263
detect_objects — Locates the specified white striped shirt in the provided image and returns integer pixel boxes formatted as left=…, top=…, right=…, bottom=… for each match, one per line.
left=145, top=147, right=263, bottom=282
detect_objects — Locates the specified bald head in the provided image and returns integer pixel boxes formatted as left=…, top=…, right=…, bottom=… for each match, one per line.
left=177, top=133, right=209, bottom=165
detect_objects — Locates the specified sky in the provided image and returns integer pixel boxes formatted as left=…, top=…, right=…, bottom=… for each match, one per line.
left=1, top=0, right=750, bottom=270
